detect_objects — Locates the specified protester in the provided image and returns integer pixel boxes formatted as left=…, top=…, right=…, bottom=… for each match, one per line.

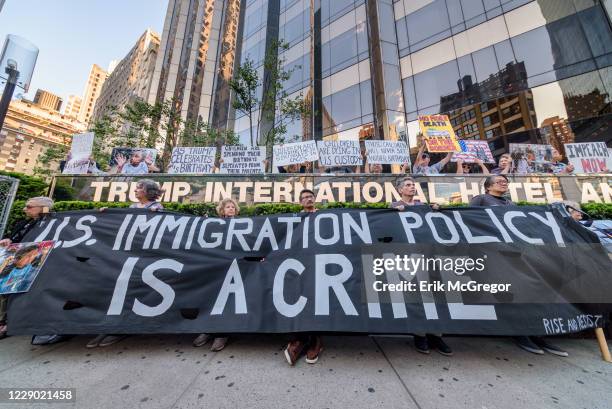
left=192, top=198, right=239, bottom=352
left=86, top=180, right=165, bottom=349
left=470, top=175, right=568, bottom=356
left=278, top=163, right=304, bottom=173
left=114, top=150, right=160, bottom=174
left=468, top=174, right=514, bottom=206
left=0, top=197, right=68, bottom=345
left=129, top=179, right=165, bottom=210
left=284, top=189, right=324, bottom=365
left=490, top=154, right=512, bottom=175
left=563, top=201, right=584, bottom=222
left=390, top=177, right=452, bottom=355
left=456, top=158, right=490, bottom=175
left=362, top=150, right=385, bottom=174
left=413, top=140, right=454, bottom=174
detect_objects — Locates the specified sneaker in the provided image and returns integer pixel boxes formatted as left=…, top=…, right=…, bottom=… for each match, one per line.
left=428, top=335, right=453, bottom=356
left=305, top=336, right=323, bottom=364
left=284, top=340, right=305, bottom=366
left=414, top=335, right=430, bottom=354
left=515, top=336, right=544, bottom=355
left=210, top=337, right=228, bottom=352
left=86, top=334, right=107, bottom=348
left=98, top=335, right=127, bottom=347
left=531, top=337, right=568, bottom=357
left=31, top=335, right=69, bottom=345
left=0, top=324, right=7, bottom=340
left=193, top=333, right=211, bottom=347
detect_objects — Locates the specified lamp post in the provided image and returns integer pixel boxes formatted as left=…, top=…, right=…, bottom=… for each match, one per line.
left=0, top=34, right=38, bottom=129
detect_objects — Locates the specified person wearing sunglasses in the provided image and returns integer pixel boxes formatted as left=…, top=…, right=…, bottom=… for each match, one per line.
left=0, top=197, right=64, bottom=344
left=470, top=176, right=568, bottom=357
left=456, top=158, right=490, bottom=175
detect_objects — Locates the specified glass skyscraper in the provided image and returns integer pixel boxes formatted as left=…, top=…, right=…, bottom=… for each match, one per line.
left=152, top=0, right=612, bottom=157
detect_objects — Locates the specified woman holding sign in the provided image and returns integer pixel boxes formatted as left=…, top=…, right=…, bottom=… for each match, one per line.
left=192, top=198, right=239, bottom=352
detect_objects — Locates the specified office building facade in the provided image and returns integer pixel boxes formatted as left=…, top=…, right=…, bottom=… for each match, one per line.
left=0, top=99, right=86, bottom=175
left=92, top=29, right=161, bottom=124
left=64, top=95, right=82, bottom=119
left=33, top=89, right=63, bottom=112
left=153, top=0, right=612, bottom=155
left=79, top=64, right=108, bottom=124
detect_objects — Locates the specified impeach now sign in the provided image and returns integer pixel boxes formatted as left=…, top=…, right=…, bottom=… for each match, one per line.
left=565, top=142, right=611, bottom=173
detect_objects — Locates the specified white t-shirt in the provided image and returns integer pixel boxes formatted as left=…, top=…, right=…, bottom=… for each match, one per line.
left=121, top=161, right=149, bottom=175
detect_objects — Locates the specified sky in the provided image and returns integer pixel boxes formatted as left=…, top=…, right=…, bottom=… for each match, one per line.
left=0, top=0, right=168, bottom=103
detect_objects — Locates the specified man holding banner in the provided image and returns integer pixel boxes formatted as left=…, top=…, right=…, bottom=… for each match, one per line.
left=284, top=189, right=324, bottom=366
left=470, top=175, right=568, bottom=356
left=390, top=177, right=453, bottom=356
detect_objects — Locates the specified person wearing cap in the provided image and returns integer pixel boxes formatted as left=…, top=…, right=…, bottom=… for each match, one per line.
left=412, top=139, right=454, bottom=175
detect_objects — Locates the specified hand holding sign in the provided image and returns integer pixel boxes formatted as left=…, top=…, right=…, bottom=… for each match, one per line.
left=273, top=140, right=319, bottom=167
left=220, top=145, right=266, bottom=174
left=564, top=142, right=612, bottom=174
left=168, top=147, right=217, bottom=174
left=364, top=140, right=410, bottom=165
left=316, top=140, right=362, bottom=167
left=418, top=115, right=461, bottom=153
left=63, top=132, right=94, bottom=174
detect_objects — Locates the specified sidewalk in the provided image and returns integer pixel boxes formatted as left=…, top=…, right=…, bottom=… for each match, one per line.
left=0, top=334, right=610, bottom=408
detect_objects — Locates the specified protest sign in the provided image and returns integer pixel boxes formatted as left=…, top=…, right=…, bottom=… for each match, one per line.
left=364, top=140, right=410, bottom=164
left=62, top=132, right=94, bottom=174
left=0, top=241, right=54, bottom=295
left=220, top=145, right=265, bottom=174
left=317, top=140, right=362, bottom=167
left=109, top=148, right=158, bottom=175
left=418, top=115, right=461, bottom=153
left=452, top=140, right=495, bottom=163
left=564, top=142, right=612, bottom=173
left=7, top=207, right=611, bottom=335
left=168, top=147, right=216, bottom=174
left=273, top=140, right=319, bottom=167
left=509, top=143, right=554, bottom=173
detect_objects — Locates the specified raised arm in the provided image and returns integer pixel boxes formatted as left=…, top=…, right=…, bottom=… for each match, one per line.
left=475, top=158, right=490, bottom=175
left=438, top=151, right=454, bottom=169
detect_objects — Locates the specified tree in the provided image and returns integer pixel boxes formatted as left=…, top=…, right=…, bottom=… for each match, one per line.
left=229, top=40, right=311, bottom=155
left=180, top=117, right=239, bottom=165
left=33, top=136, right=70, bottom=178
left=87, top=98, right=239, bottom=171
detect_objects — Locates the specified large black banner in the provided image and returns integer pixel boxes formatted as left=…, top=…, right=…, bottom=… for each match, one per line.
left=7, top=206, right=612, bottom=336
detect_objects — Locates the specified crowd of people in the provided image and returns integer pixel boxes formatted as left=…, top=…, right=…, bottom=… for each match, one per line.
left=2, top=173, right=608, bottom=365
left=64, top=137, right=608, bottom=176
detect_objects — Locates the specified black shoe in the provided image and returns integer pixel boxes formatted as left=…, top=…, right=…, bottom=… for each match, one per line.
left=31, top=335, right=69, bottom=345
left=428, top=335, right=453, bottom=356
left=414, top=335, right=430, bottom=354
left=531, top=337, right=568, bottom=357
left=515, top=336, right=544, bottom=355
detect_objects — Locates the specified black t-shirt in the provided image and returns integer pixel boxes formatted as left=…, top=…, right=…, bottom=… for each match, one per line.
left=469, top=194, right=513, bottom=206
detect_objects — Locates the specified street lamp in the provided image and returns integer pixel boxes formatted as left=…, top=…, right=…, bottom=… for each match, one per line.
left=0, top=34, right=38, bottom=129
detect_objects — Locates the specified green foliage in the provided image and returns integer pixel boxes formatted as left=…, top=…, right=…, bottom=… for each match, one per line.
left=33, top=143, right=70, bottom=178
left=90, top=98, right=240, bottom=171
left=581, top=202, right=612, bottom=220
left=51, top=179, right=78, bottom=201
left=5, top=200, right=25, bottom=238
left=0, top=170, right=48, bottom=200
